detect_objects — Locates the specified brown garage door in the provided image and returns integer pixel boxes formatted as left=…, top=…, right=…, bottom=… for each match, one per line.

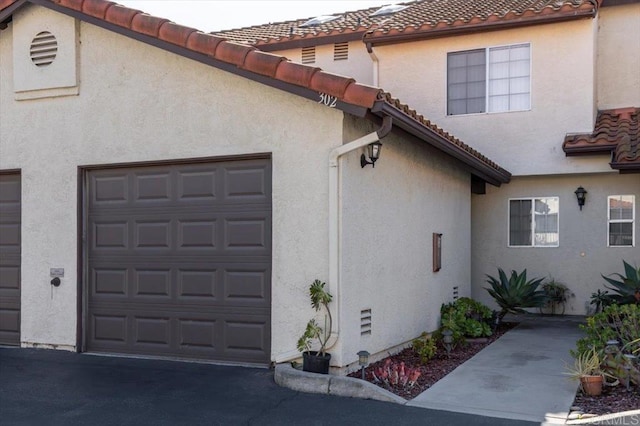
left=86, top=158, right=271, bottom=364
left=0, top=173, right=21, bottom=346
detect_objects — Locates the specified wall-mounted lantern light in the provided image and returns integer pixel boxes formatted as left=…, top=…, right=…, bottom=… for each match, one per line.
left=360, top=142, right=382, bottom=168
left=574, top=186, right=587, bottom=210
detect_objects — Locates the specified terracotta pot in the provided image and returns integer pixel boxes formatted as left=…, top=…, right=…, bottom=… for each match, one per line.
left=580, top=375, right=603, bottom=396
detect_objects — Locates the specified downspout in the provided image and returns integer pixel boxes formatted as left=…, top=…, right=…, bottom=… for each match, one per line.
left=323, top=115, right=392, bottom=355
left=365, top=41, right=379, bottom=87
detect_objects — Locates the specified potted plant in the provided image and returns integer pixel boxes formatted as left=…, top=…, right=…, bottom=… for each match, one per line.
left=539, top=279, right=572, bottom=315
left=564, top=348, right=605, bottom=396
left=296, top=279, right=333, bottom=374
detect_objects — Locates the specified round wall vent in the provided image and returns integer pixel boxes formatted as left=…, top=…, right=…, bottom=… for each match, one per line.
left=30, top=31, right=58, bottom=67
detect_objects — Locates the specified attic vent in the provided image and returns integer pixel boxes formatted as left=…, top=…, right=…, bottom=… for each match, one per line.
left=360, top=309, right=372, bottom=336
left=370, top=4, right=409, bottom=17
left=30, top=31, right=58, bottom=67
left=301, top=46, right=315, bottom=64
left=299, top=15, right=340, bottom=28
left=334, top=42, right=348, bottom=61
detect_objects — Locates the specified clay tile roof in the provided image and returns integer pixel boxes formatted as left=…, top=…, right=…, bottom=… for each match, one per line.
left=563, top=107, right=640, bottom=172
left=212, top=0, right=599, bottom=48
left=0, top=0, right=511, bottom=184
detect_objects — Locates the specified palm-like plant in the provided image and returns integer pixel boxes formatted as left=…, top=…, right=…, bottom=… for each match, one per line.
left=601, top=260, right=640, bottom=305
left=485, top=268, right=546, bottom=320
left=296, top=280, right=333, bottom=357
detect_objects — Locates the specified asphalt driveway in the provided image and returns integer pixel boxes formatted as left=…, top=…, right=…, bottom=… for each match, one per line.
left=0, top=347, right=536, bottom=426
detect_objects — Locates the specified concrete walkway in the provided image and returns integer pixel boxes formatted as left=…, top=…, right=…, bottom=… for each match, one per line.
left=407, top=315, right=585, bottom=424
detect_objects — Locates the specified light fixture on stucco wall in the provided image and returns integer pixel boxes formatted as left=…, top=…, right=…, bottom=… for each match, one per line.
left=360, top=142, right=382, bottom=168
left=574, top=186, right=587, bottom=210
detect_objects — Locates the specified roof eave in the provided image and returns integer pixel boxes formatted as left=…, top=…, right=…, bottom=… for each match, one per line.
left=563, top=145, right=617, bottom=155
left=0, top=0, right=25, bottom=28
left=610, top=163, right=640, bottom=173
left=376, top=101, right=511, bottom=187
left=365, top=10, right=597, bottom=47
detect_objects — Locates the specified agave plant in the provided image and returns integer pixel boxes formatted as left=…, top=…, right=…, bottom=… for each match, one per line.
left=601, top=260, right=640, bottom=305
left=485, top=268, right=546, bottom=320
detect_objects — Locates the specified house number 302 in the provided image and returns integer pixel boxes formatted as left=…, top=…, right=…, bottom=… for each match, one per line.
left=318, top=93, right=337, bottom=108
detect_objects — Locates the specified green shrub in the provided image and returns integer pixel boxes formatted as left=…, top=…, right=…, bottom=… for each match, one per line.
left=601, top=260, right=640, bottom=305
left=439, top=297, right=493, bottom=341
left=412, top=332, right=437, bottom=364
left=572, top=303, right=640, bottom=358
left=485, top=268, right=546, bottom=320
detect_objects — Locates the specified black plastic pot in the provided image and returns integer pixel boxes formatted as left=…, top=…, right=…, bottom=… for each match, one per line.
left=302, top=351, right=331, bottom=374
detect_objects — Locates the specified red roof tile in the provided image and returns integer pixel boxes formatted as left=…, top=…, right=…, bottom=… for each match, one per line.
left=0, top=0, right=511, bottom=184
left=563, top=107, right=640, bottom=172
left=211, top=0, right=599, bottom=48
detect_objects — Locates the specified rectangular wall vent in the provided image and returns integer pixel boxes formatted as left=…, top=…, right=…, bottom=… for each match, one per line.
left=334, top=42, right=348, bottom=61
left=452, top=286, right=459, bottom=301
left=360, top=309, right=372, bottom=336
left=301, top=46, right=315, bottom=64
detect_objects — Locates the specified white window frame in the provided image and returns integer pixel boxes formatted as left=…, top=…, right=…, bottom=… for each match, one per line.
left=446, top=42, right=531, bottom=116
left=607, top=195, right=635, bottom=247
left=508, top=197, right=559, bottom=248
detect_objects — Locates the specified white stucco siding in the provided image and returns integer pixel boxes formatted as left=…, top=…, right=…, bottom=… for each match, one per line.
left=471, top=174, right=640, bottom=316
left=338, top=116, right=471, bottom=366
left=0, top=7, right=345, bottom=359
left=374, top=19, right=603, bottom=176
left=597, top=3, right=640, bottom=109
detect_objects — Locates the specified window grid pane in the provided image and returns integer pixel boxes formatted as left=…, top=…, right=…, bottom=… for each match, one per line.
left=608, top=195, right=635, bottom=246
left=509, top=200, right=532, bottom=246
left=534, top=198, right=559, bottom=246
left=447, top=49, right=486, bottom=115
left=488, top=44, right=530, bottom=112
left=509, top=198, right=559, bottom=247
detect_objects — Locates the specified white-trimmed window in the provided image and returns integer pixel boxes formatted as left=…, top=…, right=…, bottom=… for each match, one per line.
left=509, top=197, right=559, bottom=247
left=608, top=195, right=635, bottom=247
left=447, top=43, right=530, bottom=115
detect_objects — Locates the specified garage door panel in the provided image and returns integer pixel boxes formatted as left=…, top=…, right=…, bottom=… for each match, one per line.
left=92, top=174, right=129, bottom=206
left=134, top=269, right=171, bottom=298
left=93, top=268, right=128, bottom=296
left=0, top=222, right=20, bottom=247
left=224, top=268, right=270, bottom=305
left=0, top=266, right=20, bottom=291
left=87, top=159, right=271, bottom=364
left=0, top=173, right=20, bottom=346
left=135, top=221, right=171, bottom=249
left=134, top=316, right=171, bottom=346
left=178, top=269, right=217, bottom=299
left=178, top=220, right=217, bottom=248
left=224, top=165, right=269, bottom=201
left=134, top=172, right=171, bottom=202
left=93, top=221, right=129, bottom=250
left=92, top=314, right=127, bottom=343
left=177, top=169, right=217, bottom=201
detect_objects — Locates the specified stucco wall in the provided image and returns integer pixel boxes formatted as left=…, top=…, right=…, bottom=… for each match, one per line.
left=471, top=173, right=639, bottom=316
left=0, top=6, right=346, bottom=360
left=337, top=116, right=472, bottom=366
left=274, top=41, right=374, bottom=86
left=597, top=3, right=640, bottom=109
left=374, top=18, right=604, bottom=176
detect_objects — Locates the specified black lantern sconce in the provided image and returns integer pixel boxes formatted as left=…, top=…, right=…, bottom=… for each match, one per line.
left=360, top=142, right=382, bottom=168
left=574, top=186, right=587, bottom=210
